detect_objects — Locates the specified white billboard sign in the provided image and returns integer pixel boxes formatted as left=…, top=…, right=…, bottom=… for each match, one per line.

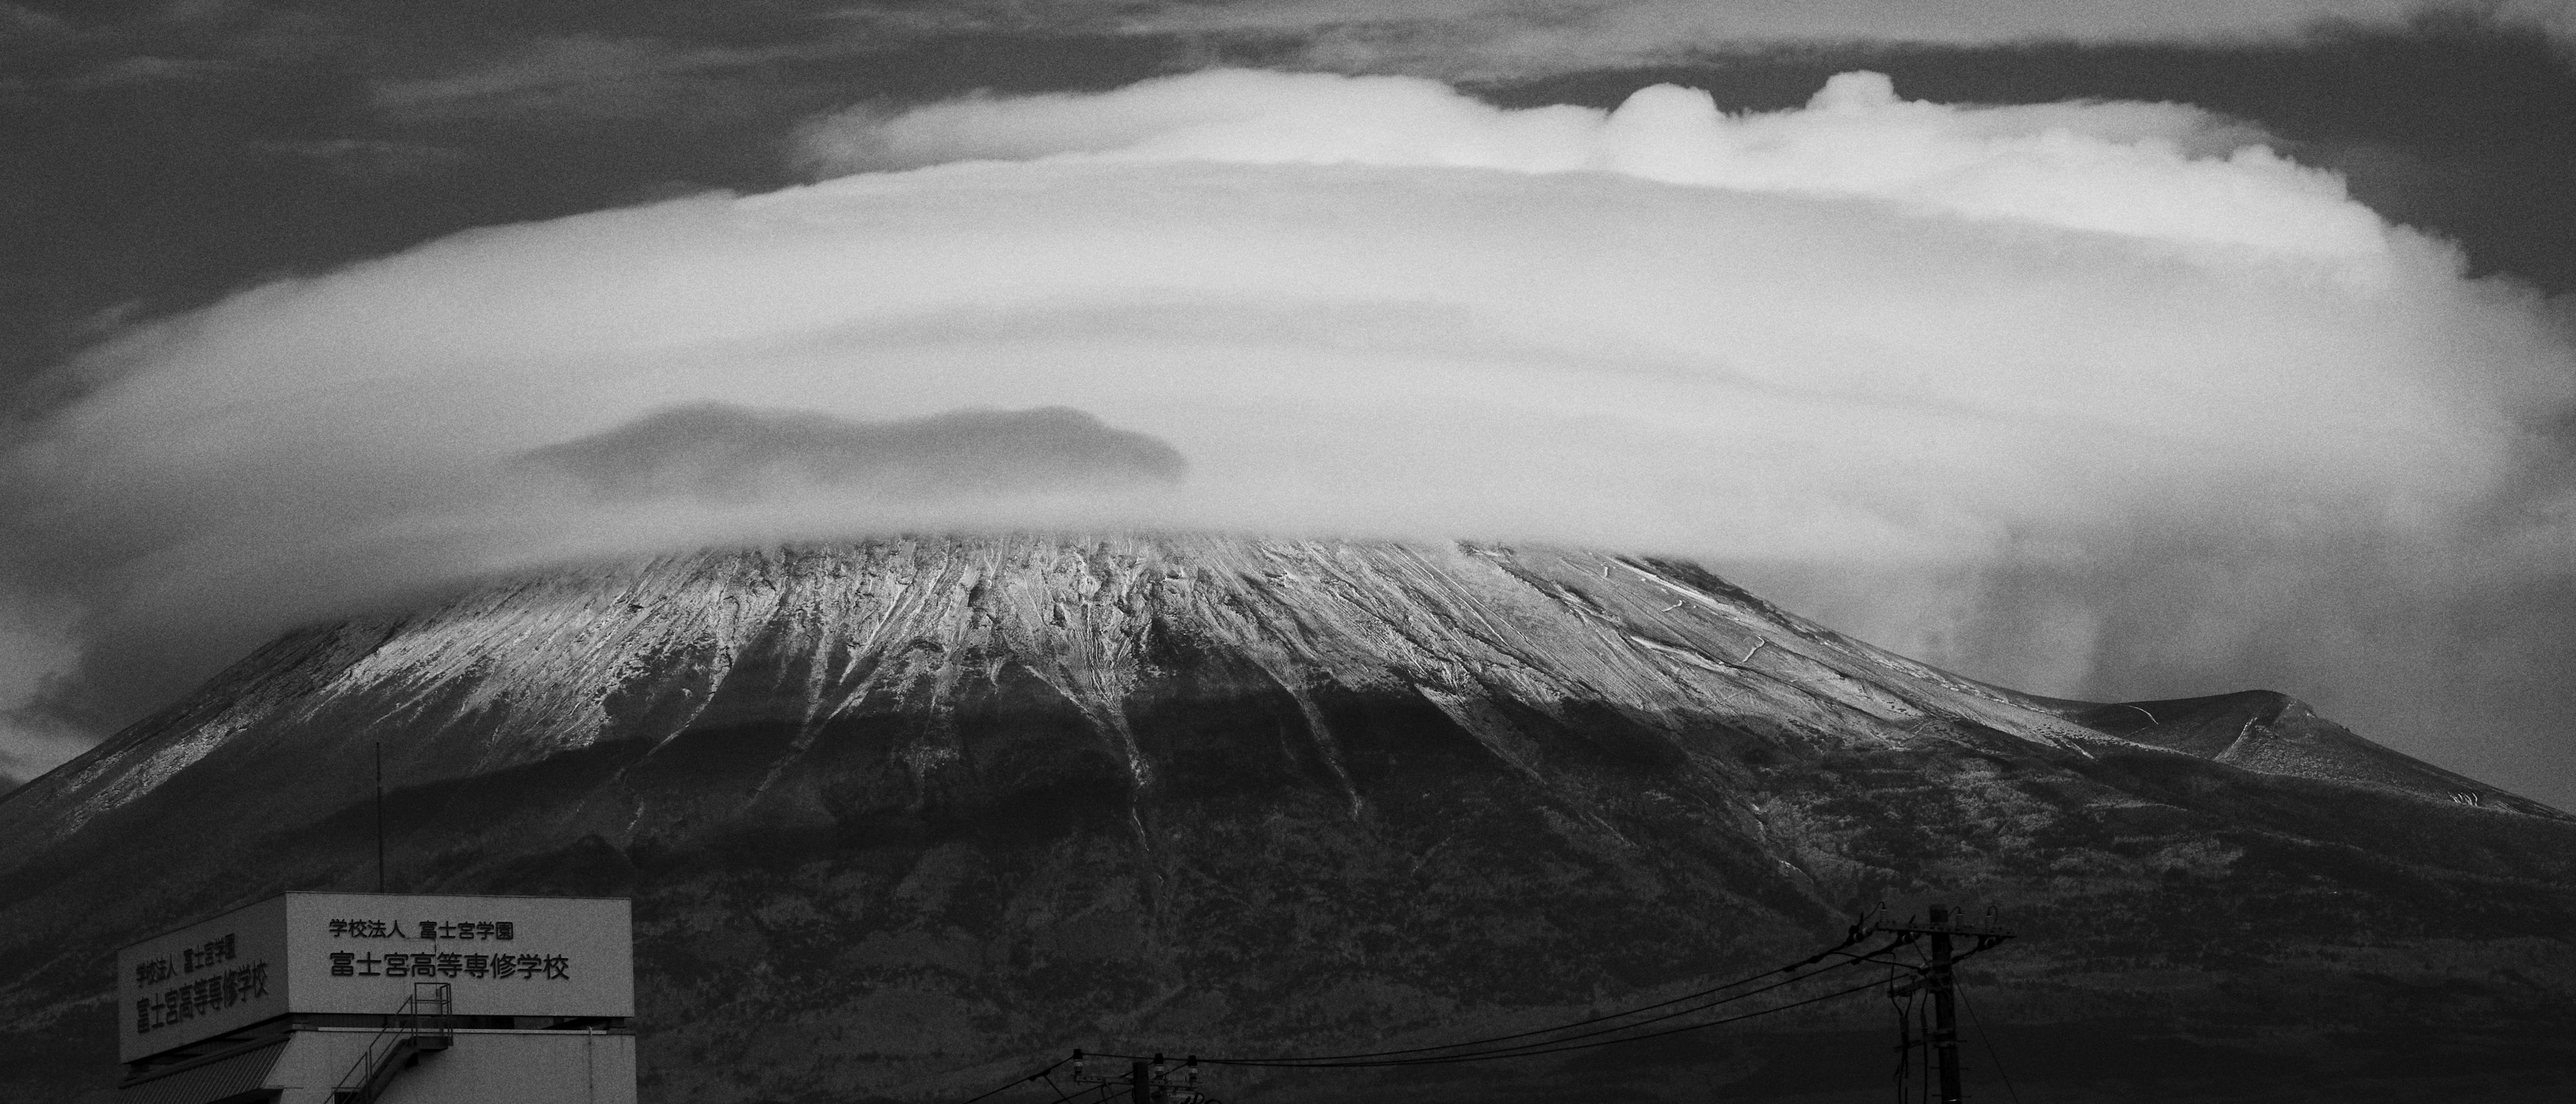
left=116, top=895, right=290, bottom=1064
left=117, top=892, right=631, bottom=1062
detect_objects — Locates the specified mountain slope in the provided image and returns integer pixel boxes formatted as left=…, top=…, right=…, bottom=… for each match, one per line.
left=2, top=535, right=2571, bottom=1104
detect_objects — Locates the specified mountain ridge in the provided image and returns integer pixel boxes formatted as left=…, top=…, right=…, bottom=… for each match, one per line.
left=10, top=535, right=2551, bottom=840
left=1, top=533, right=2570, bottom=1103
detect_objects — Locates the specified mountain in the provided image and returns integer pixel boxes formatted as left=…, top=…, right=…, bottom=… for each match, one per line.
left=2, top=535, right=2571, bottom=1103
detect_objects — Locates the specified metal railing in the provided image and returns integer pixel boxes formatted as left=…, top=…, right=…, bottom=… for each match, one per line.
left=331, top=981, right=454, bottom=1104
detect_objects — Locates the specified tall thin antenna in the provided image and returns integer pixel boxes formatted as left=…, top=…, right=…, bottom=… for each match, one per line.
left=374, top=738, right=386, bottom=894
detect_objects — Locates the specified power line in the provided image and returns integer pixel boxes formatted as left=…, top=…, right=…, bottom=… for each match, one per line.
left=1229, top=958, right=1883, bottom=1066
left=1099, top=967, right=1894, bottom=1070
left=1037, top=1071, right=1074, bottom=1104
left=1262, top=975, right=1895, bottom=1068
left=1044, top=1078, right=1118, bottom=1104
left=952, top=922, right=2014, bottom=1101
left=1085, top=940, right=2004, bottom=1073
left=1886, top=968, right=1919, bottom=1104
left=953, top=1056, right=1072, bottom=1104
left=1955, top=981, right=2025, bottom=1104
left=1269, top=940, right=2014, bottom=1072
left=1118, top=929, right=1885, bottom=1068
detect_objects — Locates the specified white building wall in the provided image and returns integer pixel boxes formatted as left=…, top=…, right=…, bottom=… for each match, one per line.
left=266, top=1029, right=636, bottom=1104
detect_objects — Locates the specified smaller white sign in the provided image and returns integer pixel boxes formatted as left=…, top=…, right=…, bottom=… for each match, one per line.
left=116, top=896, right=290, bottom=1064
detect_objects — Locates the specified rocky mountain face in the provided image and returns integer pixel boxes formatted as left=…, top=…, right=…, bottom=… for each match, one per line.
left=2, top=535, right=2571, bottom=1103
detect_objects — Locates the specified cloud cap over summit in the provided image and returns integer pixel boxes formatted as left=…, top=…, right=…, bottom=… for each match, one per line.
left=0, top=66, right=2569, bottom=807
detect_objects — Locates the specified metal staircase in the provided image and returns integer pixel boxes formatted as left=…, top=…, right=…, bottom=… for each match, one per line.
left=331, top=981, right=453, bottom=1104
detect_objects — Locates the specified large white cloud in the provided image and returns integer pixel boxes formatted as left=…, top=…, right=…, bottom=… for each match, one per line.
left=3, top=68, right=2571, bottom=802
left=807, top=70, right=2369, bottom=256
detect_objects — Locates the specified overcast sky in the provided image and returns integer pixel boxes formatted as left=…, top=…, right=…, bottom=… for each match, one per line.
left=2, top=1, right=2571, bottom=810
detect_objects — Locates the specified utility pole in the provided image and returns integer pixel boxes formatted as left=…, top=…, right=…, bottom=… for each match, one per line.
left=1071, top=1050, right=1175, bottom=1104
left=1874, top=903, right=2013, bottom=1104
left=374, top=738, right=386, bottom=893
left=1925, top=905, right=1962, bottom=1104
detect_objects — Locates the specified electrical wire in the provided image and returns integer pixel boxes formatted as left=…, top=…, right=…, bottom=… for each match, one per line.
left=1828, top=950, right=1931, bottom=974
left=1238, top=958, right=1884, bottom=1067
left=1885, top=966, right=1915, bottom=1104
left=953, top=1056, right=1071, bottom=1104
left=1306, top=940, right=2010, bottom=1072
left=1917, top=998, right=1933, bottom=1104
left=1049, top=1083, right=1116, bottom=1104
left=1254, top=974, right=1894, bottom=1068
left=1116, top=929, right=1888, bottom=1068
left=1237, top=935, right=1879, bottom=1064
left=1955, top=980, right=2025, bottom=1104
left=987, top=928, right=2006, bottom=1095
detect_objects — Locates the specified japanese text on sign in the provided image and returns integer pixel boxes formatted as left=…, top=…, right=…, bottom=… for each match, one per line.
left=327, top=918, right=515, bottom=940
left=327, top=950, right=571, bottom=981
left=135, top=962, right=268, bottom=1035
left=133, top=932, right=239, bottom=986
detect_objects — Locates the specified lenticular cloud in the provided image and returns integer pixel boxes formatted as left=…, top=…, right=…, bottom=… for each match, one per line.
left=802, top=68, right=2379, bottom=257
left=2, top=68, right=2571, bottom=800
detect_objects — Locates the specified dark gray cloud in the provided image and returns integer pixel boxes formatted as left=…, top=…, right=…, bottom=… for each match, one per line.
left=521, top=402, right=1188, bottom=502
left=244, top=137, right=469, bottom=176
left=0, top=2, right=1189, bottom=392
left=0, top=702, right=72, bottom=795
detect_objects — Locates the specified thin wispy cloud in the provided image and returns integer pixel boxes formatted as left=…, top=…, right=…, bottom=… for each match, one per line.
left=369, top=35, right=837, bottom=121
left=1122, top=0, right=2575, bottom=74
left=520, top=403, right=1188, bottom=502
